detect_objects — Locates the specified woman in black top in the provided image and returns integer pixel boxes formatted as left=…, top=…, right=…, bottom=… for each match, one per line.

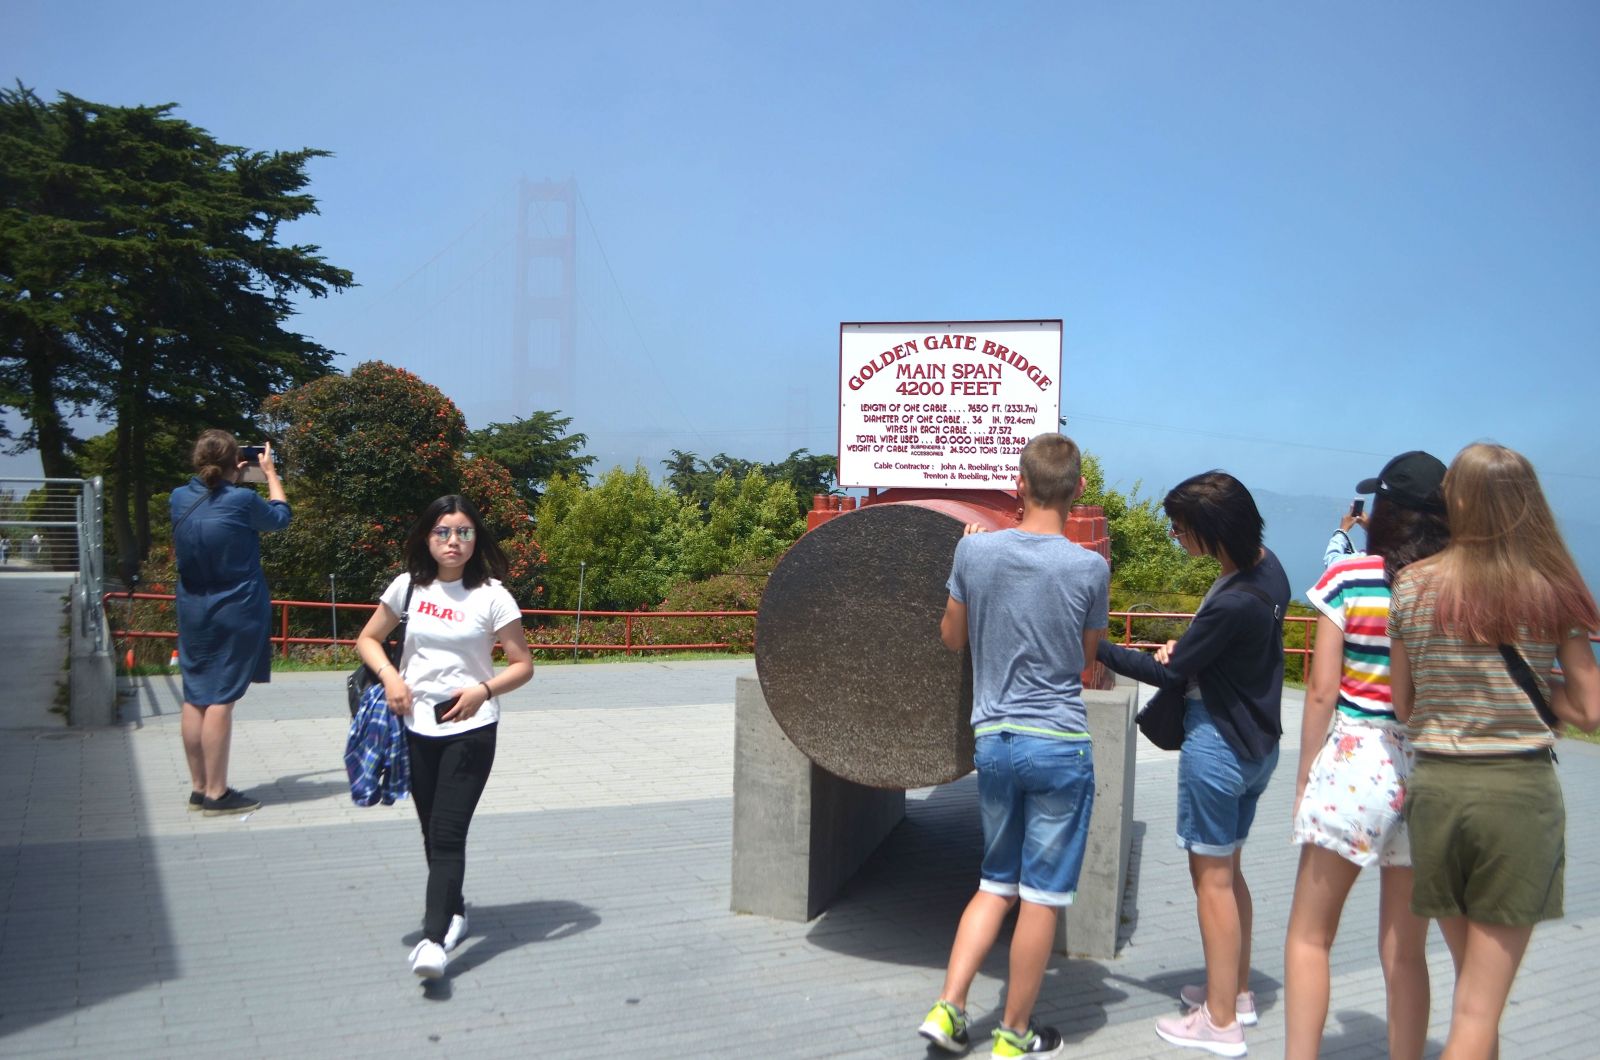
left=1097, top=471, right=1288, bottom=1055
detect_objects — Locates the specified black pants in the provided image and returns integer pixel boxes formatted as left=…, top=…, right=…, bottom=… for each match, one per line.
left=407, top=723, right=497, bottom=943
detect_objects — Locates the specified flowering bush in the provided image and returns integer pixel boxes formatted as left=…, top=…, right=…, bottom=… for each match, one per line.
left=258, top=361, right=541, bottom=606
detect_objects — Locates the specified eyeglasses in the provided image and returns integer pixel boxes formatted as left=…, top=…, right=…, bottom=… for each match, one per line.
left=1169, top=526, right=1191, bottom=540
left=430, top=526, right=476, bottom=543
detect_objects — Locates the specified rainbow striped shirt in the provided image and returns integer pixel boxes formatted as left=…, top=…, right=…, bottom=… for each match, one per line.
left=1307, top=555, right=1396, bottom=717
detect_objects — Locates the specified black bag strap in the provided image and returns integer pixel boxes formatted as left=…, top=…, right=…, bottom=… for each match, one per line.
left=171, top=485, right=217, bottom=533
left=1498, top=644, right=1561, bottom=730
left=385, top=578, right=415, bottom=665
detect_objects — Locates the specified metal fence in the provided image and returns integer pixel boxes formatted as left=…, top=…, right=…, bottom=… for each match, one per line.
left=105, top=592, right=757, bottom=658
left=1, top=476, right=107, bottom=653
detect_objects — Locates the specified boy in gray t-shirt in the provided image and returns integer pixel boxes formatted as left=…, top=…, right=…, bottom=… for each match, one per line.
left=918, top=433, right=1110, bottom=1060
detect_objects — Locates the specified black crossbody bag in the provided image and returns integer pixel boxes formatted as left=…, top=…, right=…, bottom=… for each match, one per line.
left=346, top=579, right=414, bottom=716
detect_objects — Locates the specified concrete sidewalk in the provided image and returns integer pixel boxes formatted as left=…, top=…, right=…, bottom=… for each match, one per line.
left=1, top=660, right=1596, bottom=1057
left=0, top=571, right=77, bottom=728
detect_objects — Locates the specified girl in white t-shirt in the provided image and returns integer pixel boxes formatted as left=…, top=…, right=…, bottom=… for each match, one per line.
left=356, top=494, right=533, bottom=980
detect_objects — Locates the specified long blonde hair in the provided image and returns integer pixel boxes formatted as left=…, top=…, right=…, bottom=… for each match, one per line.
left=1421, top=443, right=1598, bottom=643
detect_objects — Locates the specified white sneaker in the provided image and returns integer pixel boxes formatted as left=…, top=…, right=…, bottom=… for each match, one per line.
left=409, top=939, right=447, bottom=980
left=1178, top=985, right=1257, bottom=1027
left=443, top=913, right=468, bottom=953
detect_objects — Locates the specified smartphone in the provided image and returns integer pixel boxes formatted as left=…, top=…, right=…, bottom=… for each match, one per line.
left=239, top=444, right=267, bottom=484
left=1349, top=498, right=1365, bottom=518
left=433, top=695, right=461, bottom=724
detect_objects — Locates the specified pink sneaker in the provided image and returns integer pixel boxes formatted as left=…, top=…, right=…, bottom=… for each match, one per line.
left=1155, top=1003, right=1247, bottom=1057
left=1178, top=985, right=1258, bottom=1026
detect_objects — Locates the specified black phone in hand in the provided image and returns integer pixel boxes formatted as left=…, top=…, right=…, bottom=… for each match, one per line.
left=433, top=696, right=461, bottom=723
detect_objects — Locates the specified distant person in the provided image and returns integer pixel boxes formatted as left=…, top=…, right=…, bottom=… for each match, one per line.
left=1283, top=451, right=1449, bottom=1060
left=0, top=536, right=9, bottom=564
left=356, top=494, right=533, bottom=981
left=171, top=430, right=290, bottom=816
left=1322, top=508, right=1364, bottom=568
left=1095, top=471, right=1288, bottom=1057
left=29, top=532, right=43, bottom=562
left=918, top=433, right=1109, bottom=1060
left=1390, top=443, right=1600, bottom=1058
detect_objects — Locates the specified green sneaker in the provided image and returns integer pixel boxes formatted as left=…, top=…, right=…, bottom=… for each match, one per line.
left=991, top=1021, right=1064, bottom=1059
left=918, top=1000, right=970, bottom=1053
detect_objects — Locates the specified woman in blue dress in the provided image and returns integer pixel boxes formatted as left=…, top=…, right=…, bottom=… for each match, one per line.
left=170, top=429, right=291, bottom=816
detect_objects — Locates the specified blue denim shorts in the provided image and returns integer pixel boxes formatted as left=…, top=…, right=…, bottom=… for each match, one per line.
left=1177, top=698, right=1278, bottom=857
left=974, top=731, right=1095, bottom=907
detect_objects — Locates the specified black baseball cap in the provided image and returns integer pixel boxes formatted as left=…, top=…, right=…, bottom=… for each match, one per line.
left=1356, top=451, right=1447, bottom=513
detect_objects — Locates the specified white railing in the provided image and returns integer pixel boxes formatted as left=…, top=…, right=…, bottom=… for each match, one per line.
left=0, top=476, right=107, bottom=653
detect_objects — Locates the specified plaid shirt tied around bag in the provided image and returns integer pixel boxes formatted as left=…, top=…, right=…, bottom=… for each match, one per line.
left=344, top=682, right=411, bottom=805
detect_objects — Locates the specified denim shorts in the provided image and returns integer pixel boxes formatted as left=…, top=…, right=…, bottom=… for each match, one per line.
left=1177, top=698, right=1278, bottom=857
left=974, top=731, right=1095, bottom=907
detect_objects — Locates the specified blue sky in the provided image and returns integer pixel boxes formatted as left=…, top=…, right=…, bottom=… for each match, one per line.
left=5, top=1, right=1599, bottom=588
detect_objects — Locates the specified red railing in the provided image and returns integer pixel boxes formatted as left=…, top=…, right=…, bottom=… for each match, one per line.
left=1110, top=609, right=1318, bottom=672
left=105, top=591, right=1333, bottom=666
left=103, top=592, right=757, bottom=656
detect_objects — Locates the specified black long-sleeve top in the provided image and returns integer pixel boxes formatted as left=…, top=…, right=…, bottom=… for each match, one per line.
left=1098, top=548, right=1290, bottom=761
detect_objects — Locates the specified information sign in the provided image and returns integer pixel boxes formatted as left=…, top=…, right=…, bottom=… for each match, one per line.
left=838, top=320, right=1062, bottom=489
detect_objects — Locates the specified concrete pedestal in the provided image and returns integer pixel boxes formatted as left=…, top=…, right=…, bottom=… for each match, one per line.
left=731, top=673, right=1139, bottom=960
left=730, top=675, right=905, bottom=921
left=1059, top=680, right=1137, bottom=958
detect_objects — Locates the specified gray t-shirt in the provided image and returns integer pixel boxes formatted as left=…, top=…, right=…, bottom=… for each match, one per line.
left=947, top=529, right=1111, bottom=739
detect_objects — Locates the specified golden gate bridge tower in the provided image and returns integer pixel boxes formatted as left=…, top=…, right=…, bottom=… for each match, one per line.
left=512, top=177, right=577, bottom=413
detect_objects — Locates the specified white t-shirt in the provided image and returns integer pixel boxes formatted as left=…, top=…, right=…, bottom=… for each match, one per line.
left=379, top=573, right=523, bottom=738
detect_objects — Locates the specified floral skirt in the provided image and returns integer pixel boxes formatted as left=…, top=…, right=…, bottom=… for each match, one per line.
left=1292, top=712, right=1414, bottom=868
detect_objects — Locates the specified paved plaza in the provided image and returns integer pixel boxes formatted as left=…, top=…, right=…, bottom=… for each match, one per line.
left=2, top=653, right=1598, bottom=1057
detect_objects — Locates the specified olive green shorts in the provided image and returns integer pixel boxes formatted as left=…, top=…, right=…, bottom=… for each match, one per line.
left=1405, top=752, right=1564, bottom=926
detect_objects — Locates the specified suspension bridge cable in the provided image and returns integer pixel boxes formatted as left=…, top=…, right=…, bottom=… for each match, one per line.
left=571, top=188, right=710, bottom=448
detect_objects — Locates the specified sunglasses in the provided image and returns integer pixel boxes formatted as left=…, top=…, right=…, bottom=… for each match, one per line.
left=430, top=526, right=476, bottom=543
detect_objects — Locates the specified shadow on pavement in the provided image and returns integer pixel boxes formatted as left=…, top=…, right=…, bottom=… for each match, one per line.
left=264, top=768, right=353, bottom=806
left=407, top=899, right=601, bottom=980
left=804, top=776, right=985, bottom=969
left=0, top=831, right=174, bottom=1039
left=1323, top=1008, right=1442, bottom=1058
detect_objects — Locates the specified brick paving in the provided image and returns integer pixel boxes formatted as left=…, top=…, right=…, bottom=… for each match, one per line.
left=0, top=656, right=1596, bottom=1057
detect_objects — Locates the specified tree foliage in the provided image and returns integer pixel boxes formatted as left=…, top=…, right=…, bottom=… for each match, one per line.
left=534, top=466, right=691, bottom=611
left=664, top=448, right=836, bottom=510
left=0, top=84, right=353, bottom=561
left=1079, top=453, right=1220, bottom=597
left=463, top=411, right=594, bottom=506
left=258, top=362, right=543, bottom=605
left=678, top=473, right=806, bottom=580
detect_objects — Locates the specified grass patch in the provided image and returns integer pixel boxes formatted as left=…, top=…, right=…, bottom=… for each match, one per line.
left=1563, top=726, right=1600, bottom=745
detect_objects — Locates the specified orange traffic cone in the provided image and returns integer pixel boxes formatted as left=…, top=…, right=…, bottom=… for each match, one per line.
left=124, top=649, right=135, bottom=672
left=168, top=649, right=179, bottom=670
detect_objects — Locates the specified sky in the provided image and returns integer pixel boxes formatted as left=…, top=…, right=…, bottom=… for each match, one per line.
left=5, top=1, right=1599, bottom=591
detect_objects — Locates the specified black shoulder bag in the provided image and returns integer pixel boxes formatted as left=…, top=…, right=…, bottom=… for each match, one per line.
left=346, top=579, right=414, bottom=716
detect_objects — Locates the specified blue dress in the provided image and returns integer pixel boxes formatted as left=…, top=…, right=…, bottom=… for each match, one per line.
left=171, top=478, right=292, bottom=705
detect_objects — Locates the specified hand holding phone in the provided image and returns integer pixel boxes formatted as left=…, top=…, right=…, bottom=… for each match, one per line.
left=433, top=695, right=461, bottom=724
